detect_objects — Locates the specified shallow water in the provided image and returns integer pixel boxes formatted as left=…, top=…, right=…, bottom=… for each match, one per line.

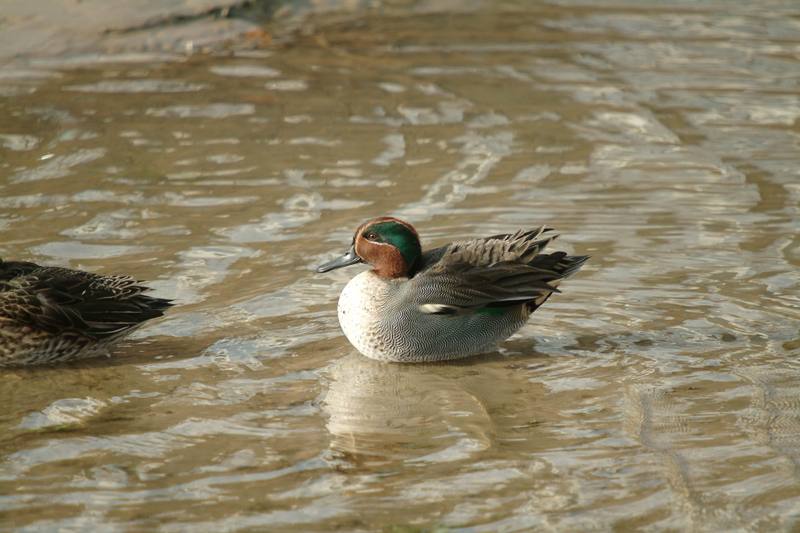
left=1, top=1, right=800, bottom=530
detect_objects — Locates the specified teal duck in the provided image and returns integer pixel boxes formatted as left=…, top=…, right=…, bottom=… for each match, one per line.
left=316, top=217, right=589, bottom=362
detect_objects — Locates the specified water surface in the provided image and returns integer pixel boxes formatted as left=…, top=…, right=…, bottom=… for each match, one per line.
left=1, top=1, right=799, bottom=530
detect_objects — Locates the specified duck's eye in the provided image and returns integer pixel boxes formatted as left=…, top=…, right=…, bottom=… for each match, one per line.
left=364, top=231, right=379, bottom=241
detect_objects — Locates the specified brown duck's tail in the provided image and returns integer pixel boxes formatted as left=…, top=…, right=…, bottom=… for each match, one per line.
left=75, top=293, right=174, bottom=339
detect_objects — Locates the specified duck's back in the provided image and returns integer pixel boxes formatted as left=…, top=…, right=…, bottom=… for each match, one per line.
left=0, top=260, right=172, bottom=366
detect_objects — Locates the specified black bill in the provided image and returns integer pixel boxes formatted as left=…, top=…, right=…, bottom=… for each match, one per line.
left=316, top=246, right=362, bottom=273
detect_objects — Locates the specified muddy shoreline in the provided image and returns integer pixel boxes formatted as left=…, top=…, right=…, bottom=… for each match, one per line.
left=1, top=0, right=287, bottom=64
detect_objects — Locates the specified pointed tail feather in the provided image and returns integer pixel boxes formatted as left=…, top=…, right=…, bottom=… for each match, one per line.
left=557, top=254, right=590, bottom=279
left=525, top=254, right=588, bottom=312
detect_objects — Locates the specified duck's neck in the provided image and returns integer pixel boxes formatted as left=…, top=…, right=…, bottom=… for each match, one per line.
left=371, top=246, right=412, bottom=279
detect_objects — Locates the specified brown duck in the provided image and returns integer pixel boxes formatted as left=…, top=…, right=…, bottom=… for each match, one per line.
left=0, top=259, right=172, bottom=366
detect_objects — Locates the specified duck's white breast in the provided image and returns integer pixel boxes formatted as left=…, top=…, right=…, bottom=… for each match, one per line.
left=337, top=270, right=396, bottom=360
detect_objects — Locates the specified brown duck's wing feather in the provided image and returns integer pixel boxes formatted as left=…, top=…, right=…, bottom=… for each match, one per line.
left=0, top=260, right=40, bottom=282
left=0, top=261, right=172, bottom=339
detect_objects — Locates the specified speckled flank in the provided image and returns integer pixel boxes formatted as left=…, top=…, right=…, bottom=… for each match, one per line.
left=338, top=271, right=531, bottom=362
left=0, top=322, right=109, bottom=366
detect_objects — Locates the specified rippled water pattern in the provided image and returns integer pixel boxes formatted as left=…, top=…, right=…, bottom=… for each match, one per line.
left=1, top=1, right=800, bottom=530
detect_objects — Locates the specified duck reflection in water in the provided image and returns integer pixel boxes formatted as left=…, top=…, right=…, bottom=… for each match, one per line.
left=321, top=353, right=560, bottom=462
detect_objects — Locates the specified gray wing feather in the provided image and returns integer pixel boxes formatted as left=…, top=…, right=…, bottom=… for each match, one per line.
left=411, top=227, right=588, bottom=312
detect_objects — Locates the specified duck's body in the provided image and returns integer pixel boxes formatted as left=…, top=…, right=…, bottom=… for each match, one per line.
left=318, top=218, right=588, bottom=363
left=337, top=269, right=532, bottom=362
left=0, top=260, right=172, bottom=366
